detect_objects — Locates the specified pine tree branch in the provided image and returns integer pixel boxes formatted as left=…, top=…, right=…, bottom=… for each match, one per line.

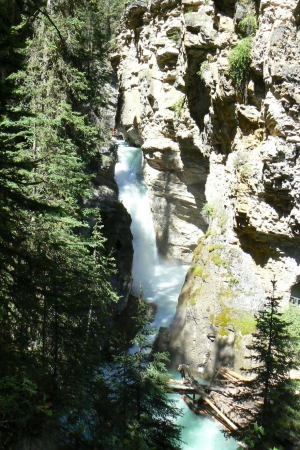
left=35, top=7, right=69, bottom=57
left=16, top=0, right=69, bottom=57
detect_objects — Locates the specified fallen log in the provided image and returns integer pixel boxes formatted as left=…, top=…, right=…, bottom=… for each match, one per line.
left=206, top=386, right=239, bottom=394
left=167, top=379, right=239, bottom=395
left=178, top=364, right=238, bottom=431
left=217, top=371, right=237, bottom=383
left=218, top=367, right=255, bottom=382
left=170, top=385, right=197, bottom=393
left=166, top=379, right=186, bottom=386
left=182, top=395, right=235, bottom=431
left=181, top=395, right=203, bottom=416
left=199, top=389, right=238, bottom=431
left=210, top=391, right=256, bottom=423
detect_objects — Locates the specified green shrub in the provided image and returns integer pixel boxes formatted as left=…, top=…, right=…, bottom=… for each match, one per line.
left=229, top=277, right=239, bottom=287
left=217, top=209, right=227, bottom=233
left=189, top=287, right=202, bottom=306
left=169, top=33, right=179, bottom=43
left=191, top=265, right=204, bottom=277
left=234, top=151, right=252, bottom=180
left=191, top=265, right=208, bottom=279
left=240, top=164, right=252, bottom=179
left=203, top=200, right=227, bottom=235
left=170, top=96, right=185, bottom=116
left=167, top=28, right=181, bottom=44
left=211, top=306, right=232, bottom=336
left=197, top=61, right=209, bottom=80
left=193, top=242, right=204, bottom=257
left=189, top=297, right=197, bottom=306
left=202, top=202, right=214, bottom=217
left=239, top=15, right=257, bottom=37
left=212, top=306, right=256, bottom=338
left=221, top=225, right=227, bottom=234
left=229, top=37, right=252, bottom=88
left=234, top=152, right=248, bottom=168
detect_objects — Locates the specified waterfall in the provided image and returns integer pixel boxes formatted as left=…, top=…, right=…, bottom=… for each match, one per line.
left=114, top=141, right=188, bottom=329
left=115, top=141, right=237, bottom=450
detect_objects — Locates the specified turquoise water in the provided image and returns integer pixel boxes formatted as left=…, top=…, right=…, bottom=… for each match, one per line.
left=115, top=141, right=238, bottom=450
left=168, top=370, right=238, bottom=450
left=172, top=394, right=238, bottom=450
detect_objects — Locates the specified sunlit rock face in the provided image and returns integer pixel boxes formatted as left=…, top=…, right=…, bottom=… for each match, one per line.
left=112, top=0, right=300, bottom=374
left=112, top=0, right=209, bottom=262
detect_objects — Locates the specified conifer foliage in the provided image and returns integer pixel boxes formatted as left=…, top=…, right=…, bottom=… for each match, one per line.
left=233, top=281, right=300, bottom=449
left=0, top=1, right=183, bottom=448
left=79, top=297, right=183, bottom=450
left=0, top=0, right=118, bottom=445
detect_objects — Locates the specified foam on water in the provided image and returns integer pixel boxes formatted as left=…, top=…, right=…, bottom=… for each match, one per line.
left=115, top=141, right=238, bottom=450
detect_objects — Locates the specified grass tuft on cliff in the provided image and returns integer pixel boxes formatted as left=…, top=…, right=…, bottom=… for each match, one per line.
left=229, top=37, right=252, bottom=90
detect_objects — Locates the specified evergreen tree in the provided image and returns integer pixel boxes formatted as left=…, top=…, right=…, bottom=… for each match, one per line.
left=0, top=1, right=183, bottom=448
left=96, top=0, right=135, bottom=43
left=89, top=296, right=183, bottom=450
left=0, top=0, right=118, bottom=445
left=233, top=281, right=300, bottom=449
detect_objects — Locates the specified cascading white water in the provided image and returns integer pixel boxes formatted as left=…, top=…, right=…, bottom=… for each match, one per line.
left=115, top=141, right=188, bottom=329
left=115, top=141, right=237, bottom=450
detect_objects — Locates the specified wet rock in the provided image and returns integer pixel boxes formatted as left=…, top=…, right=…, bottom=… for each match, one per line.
left=152, top=327, right=170, bottom=353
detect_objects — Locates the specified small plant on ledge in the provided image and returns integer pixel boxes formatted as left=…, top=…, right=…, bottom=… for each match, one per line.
left=197, top=60, right=209, bottom=80
left=201, top=202, right=214, bottom=219
left=167, top=27, right=181, bottom=45
left=228, top=37, right=252, bottom=96
left=238, top=14, right=258, bottom=37
left=170, top=96, right=185, bottom=117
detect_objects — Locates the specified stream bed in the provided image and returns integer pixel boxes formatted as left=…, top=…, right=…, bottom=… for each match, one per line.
left=114, top=141, right=238, bottom=450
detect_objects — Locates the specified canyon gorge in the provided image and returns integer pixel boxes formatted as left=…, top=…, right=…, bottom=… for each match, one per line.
left=110, top=0, right=300, bottom=377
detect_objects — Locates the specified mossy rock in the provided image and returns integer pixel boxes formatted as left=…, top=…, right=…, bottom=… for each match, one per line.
left=192, top=265, right=204, bottom=277
left=233, top=314, right=256, bottom=336
left=211, top=304, right=256, bottom=340
left=189, top=297, right=197, bottom=307
left=211, top=252, right=227, bottom=267
left=193, top=242, right=204, bottom=259
left=208, top=243, right=224, bottom=252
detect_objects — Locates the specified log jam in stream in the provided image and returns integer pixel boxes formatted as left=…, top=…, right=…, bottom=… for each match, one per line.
left=174, top=365, right=242, bottom=432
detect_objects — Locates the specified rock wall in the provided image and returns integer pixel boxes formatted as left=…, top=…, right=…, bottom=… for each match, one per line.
left=112, top=0, right=209, bottom=262
left=112, top=0, right=300, bottom=375
left=87, top=81, right=133, bottom=309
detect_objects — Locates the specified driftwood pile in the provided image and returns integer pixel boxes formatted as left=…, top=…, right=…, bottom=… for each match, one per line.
left=167, top=364, right=256, bottom=431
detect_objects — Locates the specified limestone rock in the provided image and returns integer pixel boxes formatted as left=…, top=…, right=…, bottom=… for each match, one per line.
left=112, top=0, right=300, bottom=374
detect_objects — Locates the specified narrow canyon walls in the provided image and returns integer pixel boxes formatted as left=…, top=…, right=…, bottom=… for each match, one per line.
left=87, top=83, right=133, bottom=309
left=112, top=0, right=300, bottom=375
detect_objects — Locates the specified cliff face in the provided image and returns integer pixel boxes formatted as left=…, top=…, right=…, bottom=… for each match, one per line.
left=87, top=82, right=133, bottom=309
left=112, top=0, right=300, bottom=375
